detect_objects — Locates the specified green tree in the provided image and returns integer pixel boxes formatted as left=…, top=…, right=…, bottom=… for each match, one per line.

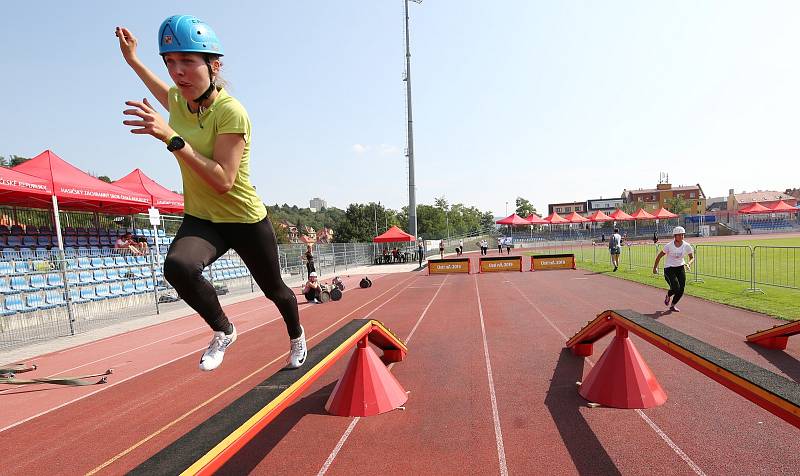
left=515, top=197, right=537, bottom=217
left=664, top=196, right=690, bottom=215
left=98, top=175, right=112, bottom=183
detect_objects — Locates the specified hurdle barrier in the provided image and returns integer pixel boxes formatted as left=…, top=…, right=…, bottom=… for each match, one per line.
left=531, top=253, right=576, bottom=271
left=479, top=255, right=523, bottom=273
left=130, top=319, right=408, bottom=475
left=746, top=320, right=800, bottom=350
left=427, top=257, right=471, bottom=275
left=566, top=309, right=800, bottom=428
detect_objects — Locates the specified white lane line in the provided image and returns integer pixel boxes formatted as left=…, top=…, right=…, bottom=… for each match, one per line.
left=474, top=275, right=509, bottom=476
left=508, top=281, right=706, bottom=476
left=317, top=274, right=448, bottom=476
left=0, top=274, right=404, bottom=434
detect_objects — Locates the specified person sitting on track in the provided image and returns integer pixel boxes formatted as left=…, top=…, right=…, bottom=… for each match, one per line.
left=116, top=15, right=306, bottom=372
left=302, top=272, right=322, bottom=304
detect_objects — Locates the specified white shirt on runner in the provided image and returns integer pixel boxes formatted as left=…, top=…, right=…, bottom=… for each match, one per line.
left=662, top=240, right=693, bottom=268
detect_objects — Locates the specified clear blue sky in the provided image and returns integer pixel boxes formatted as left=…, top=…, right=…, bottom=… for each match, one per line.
left=2, top=1, right=798, bottom=217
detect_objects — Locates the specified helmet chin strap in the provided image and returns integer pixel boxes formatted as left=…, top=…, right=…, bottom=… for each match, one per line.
left=192, top=57, right=216, bottom=128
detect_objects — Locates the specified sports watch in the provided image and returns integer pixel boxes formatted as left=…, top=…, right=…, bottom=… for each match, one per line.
left=166, top=135, right=186, bottom=152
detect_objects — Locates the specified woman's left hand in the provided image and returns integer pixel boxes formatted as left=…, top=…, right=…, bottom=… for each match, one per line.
left=123, top=98, right=174, bottom=142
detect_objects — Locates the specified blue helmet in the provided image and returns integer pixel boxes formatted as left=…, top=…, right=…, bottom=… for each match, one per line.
left=158, top=15, right=224, bottom=56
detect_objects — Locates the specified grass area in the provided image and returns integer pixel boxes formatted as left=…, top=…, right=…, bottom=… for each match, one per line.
left=522, top=236, right=800, bottom=321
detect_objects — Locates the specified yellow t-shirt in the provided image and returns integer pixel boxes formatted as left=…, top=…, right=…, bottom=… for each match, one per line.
left=167, top=87, right=267, bottom=223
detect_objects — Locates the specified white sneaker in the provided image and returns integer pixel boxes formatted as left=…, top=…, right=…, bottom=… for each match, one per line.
left=287, top=326, right=307, bottom=369
left=199, top=324, right=237, bottom=371
left=313, top=298, right=322, bottom=304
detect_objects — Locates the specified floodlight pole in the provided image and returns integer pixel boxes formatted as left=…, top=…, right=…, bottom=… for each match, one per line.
left=405, top=0, right=421, bottom=239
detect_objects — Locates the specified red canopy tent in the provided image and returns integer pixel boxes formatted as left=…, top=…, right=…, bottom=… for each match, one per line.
left=373, top=225, right=414, bottom=243
left=13, top=150, right=152, bottom=250
left=544, top=212, right=568, bottom=224
left=0, top=167, right=53, bottom=207
left=737, top=203, right=772, bottom=214
left=630, top=209, right=655, bottom=220
left=525, top=213, right=547, bottom=225
left=768, top=200, right=798, bottom=213
left=608, top=209, right=634, bottom=221
left=652, top=208, right=678, bottom=219
left=496, top=213, right=530, bottom=226
left=114, top=169, right=184, bottom=215
left=587, top=210, right=614, bottom=222
left=565, top=212, right=589, bottom=223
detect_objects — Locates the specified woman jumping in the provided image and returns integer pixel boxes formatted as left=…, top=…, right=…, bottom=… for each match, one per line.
left=116, top=15, right=306, bottom=371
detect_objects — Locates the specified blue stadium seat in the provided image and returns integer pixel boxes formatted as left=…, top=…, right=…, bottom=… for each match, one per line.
left=30, top=274, right=48, bottom=290
left=78, top=271, right=94, bottom=284
left=135, top=255, right=148, bottom=265
left=90, top=257, right=103, bottom=268
left=99, top=236, right=111, bottom=246
left=98, top=228, right=109, bottom=236
left=87, top=227, right=99, bottom=236
left=11, top=275, right=32, bottom=291
left=106, top=268, right=120, bottom=281
left=64, top=236, right=78, bottom=247
left=76, top=236, right=89, bottom=246
left=22, top=236, right=36, bottom=247
left=145, top=278, right=155, bottom=291
left=92, top=270, right=109, bottom=283
left=45, top=290, right=66, bottom=306
left=76, top=227, right=87, bottom=235
left=28, top=293, right=55, bottom=310
left=80, top=287, right=102, bottom=301
left=142, top=228, right=152, bottom=237
left=122, top=281, right=136, bottom=295
left=66, top=272, right=79, bottom=285
left=19, top=248, right=35, bottom=260
left=63, top=247, right=77, bottom=257
left=14, top=261, right=31, bottom=274
left=25, top=225, right=39, bottom=235
left=0, top=225, right=9, bottom=236
left=34, top=247, right=49, bottom=259
left=131, top=266, right=144, bottom=278
left=102, top=257, right=114, bottom=267
left=46, top=273, right=64, bottom=289
left=77, top=257, right=91, bottom=269
left=158, top=229, right=166, bottom=237
left=88, top=236, right=100, bottom=246
left=5, top=294, right=34, bottom=313
left=109, top=282, right=127, bottom=296
left=7, top=235, right=22, bottom=247
left=0, top=236, right=6, bottom=247
left=113, top=256, right=126, bottom=266
left=64, top=227, right=77, bottom=236
left=0, top=277, right=11, bottom=294
left=134, top=279, right=147, bottom=293
left=76, top=247, right=89, bottom=256
left=1, top=248, right=16, bottom=260
left=125, top=255, right=137, bottom=265
left=68, top=288, right=88, bottom=304
left=0, top=261, right=13, bottom=275
left=65, top=258, right=78, bottom=270
left=38, top=225, right=52, bottom=235
left=95, top=284, right=112, bottom=299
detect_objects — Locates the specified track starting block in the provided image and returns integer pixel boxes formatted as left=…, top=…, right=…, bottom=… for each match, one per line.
left=131, top=319, right=408, bottom=476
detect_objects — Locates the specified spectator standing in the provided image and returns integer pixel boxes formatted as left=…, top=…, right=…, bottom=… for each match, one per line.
left=652, top=226, right=694, bottom=312
left=458, top=239, right=464, bottom=256
left=303, top=244, right=315, bottom=277
left=439, top=240, right=445, bottom=259
left=417, top=238, right=424, bottom=267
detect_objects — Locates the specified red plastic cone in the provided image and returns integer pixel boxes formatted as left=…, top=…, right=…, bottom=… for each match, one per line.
left=325, top=338, right=408, bottom=417
left=578, top=327, right=667, bottom=408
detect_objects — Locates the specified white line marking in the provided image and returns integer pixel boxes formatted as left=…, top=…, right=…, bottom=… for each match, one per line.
left=508, top=281, right=705, bottom=475
left=474, top=276, right=508, bottom=476
left=317, top=275, right=448, bottom=476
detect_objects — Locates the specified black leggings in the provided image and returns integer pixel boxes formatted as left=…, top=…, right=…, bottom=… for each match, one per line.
left=163, top=215, right=301, bottom=339
left=663, top=266, right=686, bottom=305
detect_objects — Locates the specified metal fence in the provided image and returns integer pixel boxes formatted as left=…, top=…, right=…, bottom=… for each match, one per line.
left=530, top=241, right=799, bottom=294
left=0, top=242, right=376, bottom=350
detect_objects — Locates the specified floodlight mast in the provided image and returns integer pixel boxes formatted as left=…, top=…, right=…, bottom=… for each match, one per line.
left=405, top=0, right=422, bottom=239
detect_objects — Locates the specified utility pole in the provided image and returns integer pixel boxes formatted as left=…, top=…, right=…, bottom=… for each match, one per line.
left=405, top=0, right=422, bottom=238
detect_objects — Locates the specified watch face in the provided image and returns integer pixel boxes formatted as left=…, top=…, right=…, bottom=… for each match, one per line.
left=168, top=136, right=185, bottom=151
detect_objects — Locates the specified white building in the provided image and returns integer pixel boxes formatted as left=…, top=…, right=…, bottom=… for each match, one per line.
left=309, top=197, right=327, bottom=211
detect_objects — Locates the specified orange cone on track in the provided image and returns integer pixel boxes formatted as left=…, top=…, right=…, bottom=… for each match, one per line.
left=325, top=337, right=408, bottom=417
left=578, top=327, right=667, bottom=408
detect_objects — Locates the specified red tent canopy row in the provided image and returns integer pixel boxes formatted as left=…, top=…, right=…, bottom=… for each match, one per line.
left=0, top=167, right=53, bottom=207
left=737, top=203, right=772, bottom=215
left=544, top=212, right=569, bottom=224
left=608, top=209, right=634, bottom=221
left=114, top=169, right=184, bottom=214
left=373, top=225, right=415, bottom=243
left=525, top=213, right=547, bottom=225
left=587, top=210, right=614, bottom=222
left=766, top=200, right=798, bottom=213
left=651, top=207, right=678, bottom=219
left=629, top=208, right=655, bottom=220
left=564, top=212, right=589, bottom=223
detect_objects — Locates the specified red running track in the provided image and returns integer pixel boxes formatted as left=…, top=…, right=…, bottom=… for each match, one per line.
left=1, top=256, right=799, bottom=475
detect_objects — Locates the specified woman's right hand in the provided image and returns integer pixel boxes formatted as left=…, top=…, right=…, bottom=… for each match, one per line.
left=115, top=26, right=139, bottom=64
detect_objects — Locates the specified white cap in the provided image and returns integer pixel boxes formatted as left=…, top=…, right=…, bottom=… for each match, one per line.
left=672, top=226, right=686, bottom=235
left=309, top=271, right=317, bottom=277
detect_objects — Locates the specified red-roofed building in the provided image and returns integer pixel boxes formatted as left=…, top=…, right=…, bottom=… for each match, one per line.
left=727, top=189, right=796, bottom=211
left=623, top=182, right=706, bottom=213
